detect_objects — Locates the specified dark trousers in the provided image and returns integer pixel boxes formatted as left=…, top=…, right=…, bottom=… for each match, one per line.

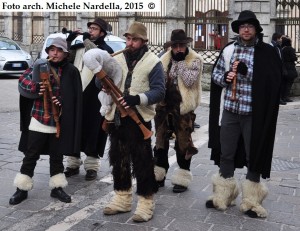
left=281, top=77, right=295, bottom=100
left=20, top=131, right=64, bottom=177
left=154, top=106, right=195, bottom=172
left=220, top=110, right=260, bottom=182
left=108, top=117, right=158, bottom=196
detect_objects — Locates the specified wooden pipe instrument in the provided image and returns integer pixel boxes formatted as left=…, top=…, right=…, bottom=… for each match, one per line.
left=96, top=69, right=153, bottom=140
left=39, top=59, right=61, bottom=138
left=230, top=60, right=239, bottom=101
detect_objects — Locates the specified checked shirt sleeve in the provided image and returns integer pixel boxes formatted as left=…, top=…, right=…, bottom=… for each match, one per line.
left=18, top=68, right=40, bottom=95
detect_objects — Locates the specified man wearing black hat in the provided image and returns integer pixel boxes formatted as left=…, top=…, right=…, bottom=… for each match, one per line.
left=206, top=10, right=281, bottom=218
left=64, top=18, right=113, bottom=181
left=153, top=29, right=203, bottom=193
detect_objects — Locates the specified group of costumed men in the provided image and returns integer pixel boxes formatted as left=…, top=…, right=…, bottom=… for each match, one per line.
left=9, top=10, right=282, bottom=222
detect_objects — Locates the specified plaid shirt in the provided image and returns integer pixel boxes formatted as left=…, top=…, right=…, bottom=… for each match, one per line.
left=212, top=39, right=255, bottom=115
left=19, top=66, right=61, bottom=126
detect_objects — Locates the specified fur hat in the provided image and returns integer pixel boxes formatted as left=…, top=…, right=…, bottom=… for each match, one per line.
left=45, top=37, right=68, bottom=54
left=166, top=29, right=193, bottom=47
left=123, top=21, right=148, bottom=41
left=231, top=10, right=263, bottom=34
left=87, top=18, right=109, bottom=35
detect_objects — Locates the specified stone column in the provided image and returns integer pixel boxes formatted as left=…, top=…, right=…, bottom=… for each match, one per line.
left=4, top=12, right=13, bottom=39
left=229, top=0, right=276, bottom=43
left=165, top=0, right=186, bottom=41
left=22, top=13, right=32, bottom=51
left=118, top=12, right=135, bottom=38
left=80, top=12, right=95, bottom=32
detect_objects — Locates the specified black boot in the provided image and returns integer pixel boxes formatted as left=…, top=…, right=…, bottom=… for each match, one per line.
left=64, top=167, right=80, bottom=177
left=85, top=170, right=97, bottom=181
left=50, top=187, right=71, bottom=203
left=9, top=188, right=28, bottom=205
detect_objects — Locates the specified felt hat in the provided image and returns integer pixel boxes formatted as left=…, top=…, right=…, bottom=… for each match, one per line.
left=231, top=10, right=263, bottom=34
left=123, top=21, right=148, bottom=41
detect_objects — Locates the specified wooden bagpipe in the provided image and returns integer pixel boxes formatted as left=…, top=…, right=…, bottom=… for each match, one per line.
left=38, top=58, right=61, bottom=138
left=82, top=45, right=153, bottom=140
left=96, top=49, right=153, bottom=140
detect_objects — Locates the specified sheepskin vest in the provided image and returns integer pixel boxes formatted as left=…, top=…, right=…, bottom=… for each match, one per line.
left=105, top=51, right=160, bottom=122
left=161, top=48, right=203, bottom=115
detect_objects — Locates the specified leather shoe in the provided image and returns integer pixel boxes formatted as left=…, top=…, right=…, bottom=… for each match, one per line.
left=284, top=98, right=293, bottom=102
left=9, top=188, right=28, bottom=205
left=64, top=167, right=79, bottom=177
left=85, top=170, right=97, bottom=181
left=279, top=99, right=287, bottom=105
left=50, top=187, right=71, bottom=203
left=173, top=184, right=187, bottom=193
left=157, top=177, right=165, bottom=187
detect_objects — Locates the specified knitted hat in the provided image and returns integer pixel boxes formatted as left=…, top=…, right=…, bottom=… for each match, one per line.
left=123, top=21, right=148, bottom=41
left=165, top=29, right=193, bottom=47
left=231, top=10, right=263, bottom=34
left=87, top=18, right=109, bottom=35
left=45, top=37, right=68, bottom=54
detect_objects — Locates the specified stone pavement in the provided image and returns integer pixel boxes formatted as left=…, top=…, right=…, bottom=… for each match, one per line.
left=0, top=79, right=300, bottom=231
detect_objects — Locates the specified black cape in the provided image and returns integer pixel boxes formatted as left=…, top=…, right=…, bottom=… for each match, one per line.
left=19, top=62, right=82, bottom=155
left=208, top=36, right=282, bottom=179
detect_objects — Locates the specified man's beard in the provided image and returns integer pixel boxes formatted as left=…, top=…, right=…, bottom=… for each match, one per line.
left=173, top=52, right=185, bottom=61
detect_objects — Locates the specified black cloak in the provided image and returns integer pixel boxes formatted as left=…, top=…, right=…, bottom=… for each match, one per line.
left=208, top=36, right=282, bottom=179
left=19, top=62, right=82, bottom=155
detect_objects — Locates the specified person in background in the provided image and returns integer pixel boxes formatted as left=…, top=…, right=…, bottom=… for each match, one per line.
left=206, top=10, right=281, bottom=218
left=153, top=29, right=203, bottom=193
left=9, top=37, right=82, bottom=205
left=270, top=32, right=287, bottom=105
left=158, top=42, right=171, bottom=58
left=64, top=18, right=113, bottom=181
left=281, top=36, right=298, bottom=103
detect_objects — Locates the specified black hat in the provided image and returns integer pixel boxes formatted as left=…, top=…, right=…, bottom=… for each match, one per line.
left=87, top=18, right=109, bottom=35
left=231, top=10, right=263, bottom=34
left=165, top=29, right=193, bottom=47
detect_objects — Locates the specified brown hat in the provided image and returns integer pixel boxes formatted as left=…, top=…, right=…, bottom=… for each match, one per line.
left=45, top=37, right=68, bottom=54
left=123, top=21, right=148, bottom=41
left=87, top=18, right=109, bottom=35
left=166, top=29, right=193, bottom=47
left=231, top=10, right=263, bottom=34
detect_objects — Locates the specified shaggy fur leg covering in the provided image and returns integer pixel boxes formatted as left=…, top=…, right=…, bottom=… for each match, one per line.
left=171, top=168, right=192, bottom=187
left=49, top=173, right=68, bottom=189
left=132, top=195, right=155, bottom=222
left=84, top=156, right=100, bottom=171
left=14, top=173, right=33, bottom=191
left=240, top=180, right=268, bottom=218
left=154, top=165, right=166, bottom=182
left=206, top=173, right=239, bottom=211
left=103, top=189, right=132, bottom=215
left=66, top=156, right=82, bottom=169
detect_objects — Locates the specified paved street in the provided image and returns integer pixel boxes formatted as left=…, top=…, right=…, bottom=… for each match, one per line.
left=0, top=78, right=300, bottom=231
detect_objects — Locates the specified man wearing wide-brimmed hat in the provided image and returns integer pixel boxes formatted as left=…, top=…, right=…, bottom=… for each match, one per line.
left=10, top=37, right=82, bottom=205
left=153, top=29, right=204, bottom=194
left=100, top=21, right=165, bottom=222
left=64, top=17, right=114, bottom=181
left=206, top=10, right=282, bottom=218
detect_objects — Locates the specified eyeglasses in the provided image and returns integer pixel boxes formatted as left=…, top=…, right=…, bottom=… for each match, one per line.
left=88, top=26, right=100, bottom=31
left=239, top=24, right=255, bottom=30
